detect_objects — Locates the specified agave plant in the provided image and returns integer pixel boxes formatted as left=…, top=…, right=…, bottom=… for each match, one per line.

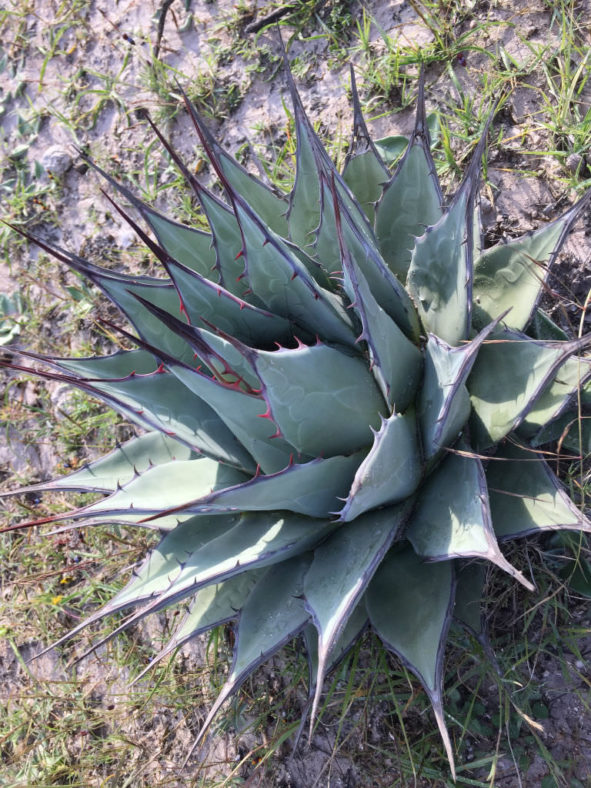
left=3, top=63, right=591, bottom=777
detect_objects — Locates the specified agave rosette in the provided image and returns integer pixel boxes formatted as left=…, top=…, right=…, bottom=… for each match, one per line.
left=3, top=65, right=591, bottom=776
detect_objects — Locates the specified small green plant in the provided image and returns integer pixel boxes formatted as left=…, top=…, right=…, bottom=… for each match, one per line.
left=0, top=291, right=24, bottom=345
left=2, top=61, right=590, bottom=780
left=353, top=5, right=495, bottom=110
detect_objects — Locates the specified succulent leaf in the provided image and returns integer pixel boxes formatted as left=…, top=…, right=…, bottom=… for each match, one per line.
left=468, top=330, right=591, bottom=448
left=13, top=228, right=196, bottom=365
left=334, top=185, right=422, bottom=341
left=407, top=189, right=472, bottom=345
left=72, top=511, right=329, bottom=664
left=175, top=453, right=364, bottom=519
left=132, top=570, right=265, bottom=685
left=73, top=457, right=248, bottom=522
left=31, top=514, right=242, bottom=660
left=127, top=292, right=262, bottom=390
left=406, top=448, right=534, bottom=590
left=161, top=254, right=294, bottom=346
left=342, top=67, right=389, bottom=222
left=252, top=342, right=387, bottom=456
left=187, top=554, right=310, bottom=757
left=407, top=112, right=494, bottom=346
left=79, top=153, right=219, bottom=278
left=419, top=317, right=503, bottom=459
left=518, top=355, right=591, bottom=439
left=336, top=194, right=423, bottom=409
left=532, top=411, right=591, bottom=454
left=232, top=193, right=357, bottom=346
left=143, top=210, right=217, bottom=276
left=94, top=278, right=196, bottom=365
left=288, top=93, right=324, bottom=251
left=375, top=73, right=443, bottom=281
left=8, top=351, right=254, bottom=469
left=339, top=412, right=421, bottom=522
left=284, top=59, right=374, bottom=260
left=305, top=504, right=410, bottom=724
left=17, top=459, right=248, bottom=532
left=453, top=560, right=486, bottom=638
left=1, top=431, right=195, bottom=496
left=366, top=545, right=456, bottom=781
left=64, top=352, right=257, bottom=469
left=453, top=560, right=498, bottom=667
left=181, top=90, right=289, bottom=236
left=473, top=189, right=591, bottom=331
left=530, top=308, right=569, bottom=341
left=486, top=441, right=591, bottom=540
left=165, top=360, right=298, bottom=473
left=99, top=181, right=295, bottom=346
left=303, top=601, right=368, bottom=698
left=472, top=193, right=483, bottom=263
left=188, top=181, right=264, bottom=301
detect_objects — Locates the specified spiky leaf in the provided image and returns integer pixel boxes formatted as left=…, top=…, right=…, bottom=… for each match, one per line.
left=486, top=441, right=591, bottom=540
left=366, top=545, right=456, bottom=781
left=473, top=191, right=591, bottom=331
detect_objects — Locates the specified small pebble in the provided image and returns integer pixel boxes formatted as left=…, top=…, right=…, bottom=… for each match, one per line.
left=565, top=153, right=583, bottom=173
left=41, top=145, right=73, bottom=177
left=118, top=228, right=136, bottom=249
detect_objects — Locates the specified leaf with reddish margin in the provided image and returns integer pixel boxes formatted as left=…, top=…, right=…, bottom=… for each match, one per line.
left=2, top=350, right=255, bottom=471
left=179, top=86, right=289, bottom=236
left=166, top=360, right=299, bottom=474
left=79, top=152, right=218, bottom=278
left=251, top=341, right=387, bottom=457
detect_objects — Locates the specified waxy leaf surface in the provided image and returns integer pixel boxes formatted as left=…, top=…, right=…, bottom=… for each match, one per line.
left=406, top=450, right=534, bottom=589
left=305, top=505, right=408, bottom=722
left=366, top=545, right=456, bottom=780
left=339, top=412, right=421, bottom=521
left=254, top=343, right=387, bottom=456
left=487, top=441, right=591, bottom=539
